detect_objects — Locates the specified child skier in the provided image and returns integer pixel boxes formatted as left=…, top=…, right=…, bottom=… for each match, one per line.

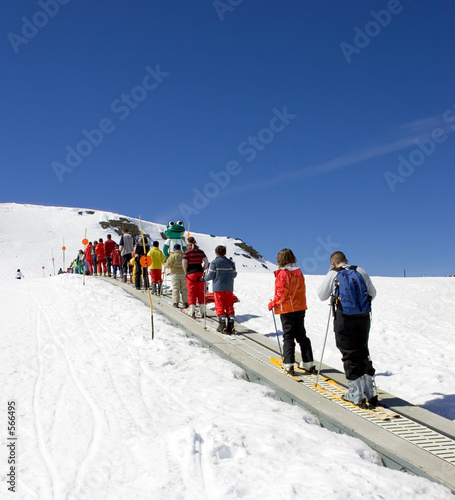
left=203, top=245, right=237, bottom=333
left=16, top=269, right=24, bottom=279
left=111, top=244, right=122, bottom=279
left=268, top=249, right=315, bottom=376
left=147, top=241, right=166, bottom=295
left=317, top=251, right=377, bottom=406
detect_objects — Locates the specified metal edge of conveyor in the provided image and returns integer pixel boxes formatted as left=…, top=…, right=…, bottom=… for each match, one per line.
left=99, top=278, right=455, bottom=494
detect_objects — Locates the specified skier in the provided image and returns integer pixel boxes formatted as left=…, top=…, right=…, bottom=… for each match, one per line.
left=85, top=242, right=94, bottom=275
left=203, top=245, right=237, bottom=333
left=16, top=269, right=24, bottom=279
left=111, top=244, right=122, bottom=279
left=104, top=234, right=116, bottom=277
left=119, top=228, right=135, bottom=283
left=95, top=238, right=107, bottom=276
left=134, top=238, right=150, bottom=290
left=165, top=244, right=188, bottom=308
left=268, top=249, right=315, bottom=376
left=182, top=237, right=208, bottom=318
left=318, top=251, right=377, bottom=406
left=147, top=241, right=166, bottom=295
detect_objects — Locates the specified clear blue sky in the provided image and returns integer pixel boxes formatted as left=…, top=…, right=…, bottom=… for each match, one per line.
left=1, top=0, right=454, bottom=276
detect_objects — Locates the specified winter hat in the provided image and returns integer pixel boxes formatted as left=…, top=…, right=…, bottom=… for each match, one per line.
left=173, top=244, right=181, bottom=250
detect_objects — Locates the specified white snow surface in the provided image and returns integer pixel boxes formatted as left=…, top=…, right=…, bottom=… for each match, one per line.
left=1, top=203, right=454, bottom=499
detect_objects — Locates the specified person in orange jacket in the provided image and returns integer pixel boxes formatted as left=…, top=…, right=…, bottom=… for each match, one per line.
left=268, top=248, right=315, bottom=376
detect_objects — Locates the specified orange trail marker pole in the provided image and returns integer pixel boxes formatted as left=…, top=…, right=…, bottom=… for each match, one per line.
left=82, top=229, right=88, bottom=286
left=62, top=239, right=66, bottom=271
left=51, top=249, right=55, bottom=275
left=42, top=266, right=45, bottom=278
left=139, top=216, right=154, bottom=339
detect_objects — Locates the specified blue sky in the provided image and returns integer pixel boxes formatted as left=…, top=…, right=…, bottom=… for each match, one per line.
left=1, top=0, right=454, bottom=276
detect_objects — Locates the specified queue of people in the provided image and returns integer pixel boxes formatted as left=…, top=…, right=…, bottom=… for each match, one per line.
left=66, top=229, right=377, bottom=407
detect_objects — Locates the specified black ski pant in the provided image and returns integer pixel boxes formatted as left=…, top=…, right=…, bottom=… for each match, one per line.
left=334, top=309, right=375, bottom=381
left=134, top=256, right=149, bottom=289
left=106, top=256, right=112, bottom=275
left=122, top=253, right=132, bottom=280
left=280, top=310, right=313, bottom=365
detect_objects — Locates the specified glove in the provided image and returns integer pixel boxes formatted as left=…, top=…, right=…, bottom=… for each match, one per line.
left=268, top=301, right=275, bottom=311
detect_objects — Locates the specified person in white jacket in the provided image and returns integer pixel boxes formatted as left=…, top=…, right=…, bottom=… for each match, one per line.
left=16, top=269, right=24, bottom=279
left=318, top=251, right=377, bottom=406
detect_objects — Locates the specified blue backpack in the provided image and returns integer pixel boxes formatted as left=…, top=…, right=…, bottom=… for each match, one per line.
left=333, top=266, right=371, bottom=316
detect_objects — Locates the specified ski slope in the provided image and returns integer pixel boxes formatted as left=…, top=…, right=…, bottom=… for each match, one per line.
left=1, top=203, right=454, bottom=499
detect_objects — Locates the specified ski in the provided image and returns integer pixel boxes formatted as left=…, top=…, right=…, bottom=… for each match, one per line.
left=312, top=383, right=391, bottom=421
left=272, top=358, right=398, bottom=420
left=269, top=357, right=303, bottom=383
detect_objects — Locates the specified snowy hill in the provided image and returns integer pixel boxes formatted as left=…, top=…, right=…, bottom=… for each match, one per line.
left=1, top=203, right=455, bottom=499
left=0, top=203, right=272, bottom=280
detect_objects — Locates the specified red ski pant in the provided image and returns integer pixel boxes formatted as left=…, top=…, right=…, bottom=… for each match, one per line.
left=149, top=269, right=163, bottom=283
left=214, top=291, right=235, bottom=317
left=186, top=272, right=204, bottom=305
left=97, top=257, right=107, bottom=274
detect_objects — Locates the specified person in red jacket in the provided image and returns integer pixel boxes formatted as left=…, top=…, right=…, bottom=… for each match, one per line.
left=111, top=244, right=122, bottom=279
left=85, top=242, right=94, bottom=275
left=268, top=248, right=315, bottom=376
left=104, top=234, right=116, bottom=277
left=95, top=238, right=107, bottom=276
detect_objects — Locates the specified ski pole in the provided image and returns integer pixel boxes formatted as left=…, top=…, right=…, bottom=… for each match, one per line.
left=314, top=306, right=332, bottom=388
left=139, top=216, right=154, bottom=340
left=203, top=271, right=207, bottom=330
left=271, top=310, right=283, bottom=359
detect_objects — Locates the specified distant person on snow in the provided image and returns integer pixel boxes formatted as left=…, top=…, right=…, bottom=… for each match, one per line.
left=104, top=234, right=116, bottom=277
left=16, top=269, right=24, bottom=279
left=58, top=268, right=64, bottom=275
left=268, top=249, right=315, bottom=376
left=318, top=251, right=377, bottom=406
left=165, top=244, right=188, bottom=308
left=119, top=228, right=135, bottom=283
left=203, top=245, right=237, bottom=334
left=147, top=241, right=166, bottom=295
left=182, top=237, right=208, bottom=318
left=95, top=238, right=107, bottom=276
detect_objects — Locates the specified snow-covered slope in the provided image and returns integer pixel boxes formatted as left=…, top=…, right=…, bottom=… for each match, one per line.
left=0, top=203, right=272, bottom=280
left=1, top=202, right=454, bottom=499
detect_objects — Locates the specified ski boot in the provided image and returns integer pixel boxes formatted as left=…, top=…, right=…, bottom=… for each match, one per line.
left=283, top=363, right=296, bottom=376
left=342, top=378, right=365, bottom=405
left=299, top=361, right=317, bottom=374
left=217, top=315, right=227, bottom=332
left=225, top=316, right=235, bottom=334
